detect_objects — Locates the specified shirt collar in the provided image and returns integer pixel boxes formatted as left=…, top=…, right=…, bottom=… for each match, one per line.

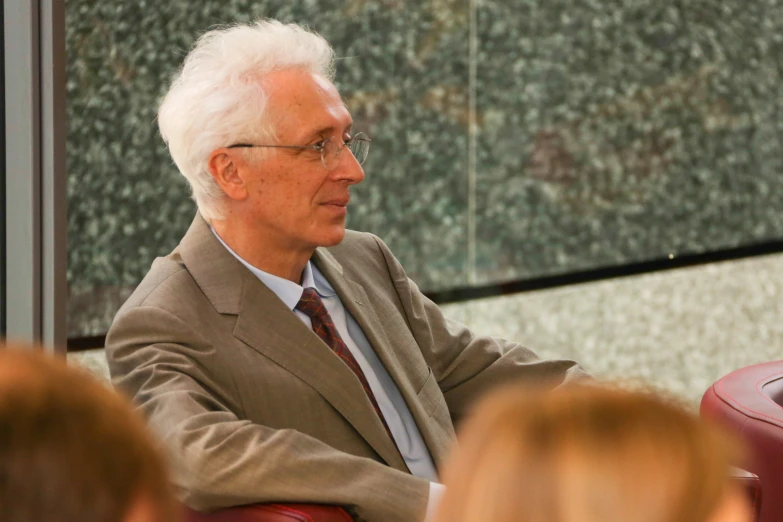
left=210, top=226, right=335, bottom=309
left=311, top=263, right=337, bottom=298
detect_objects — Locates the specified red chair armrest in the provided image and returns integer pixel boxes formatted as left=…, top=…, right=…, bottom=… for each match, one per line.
left=184, top=503, right=354, bottom=522
left=730, top=467, right=762, bottom=522
left=701, top=361, right=783, bottom=522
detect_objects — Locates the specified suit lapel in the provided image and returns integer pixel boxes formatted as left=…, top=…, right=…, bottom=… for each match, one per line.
left=313, top=248, right=443, bottom=462
left=232, top=272, right=407, bottom=471
left=178, top=215, right=406, bottom=470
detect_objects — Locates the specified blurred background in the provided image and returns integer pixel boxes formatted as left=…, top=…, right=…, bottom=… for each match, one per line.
left=5, top=0, right=783, bottom=402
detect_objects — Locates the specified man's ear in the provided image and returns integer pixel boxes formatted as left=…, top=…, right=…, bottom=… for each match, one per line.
left=208, top=149, right=248, bottom=201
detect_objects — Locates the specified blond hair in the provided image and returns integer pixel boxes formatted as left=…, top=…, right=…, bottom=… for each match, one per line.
left=436, top=385, right=740, bottom=522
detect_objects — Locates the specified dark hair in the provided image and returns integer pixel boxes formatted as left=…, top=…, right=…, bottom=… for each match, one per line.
left=0, top=344, right=178, bottom=522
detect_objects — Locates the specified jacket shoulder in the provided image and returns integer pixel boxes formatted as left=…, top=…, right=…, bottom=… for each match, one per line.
left=327, top=230, right=386, bottom=265
left=114, top=251, right=196, bottom=314
left=321, top=230, right=404, bottom=288
left=338, top=229, right=380, bottom=248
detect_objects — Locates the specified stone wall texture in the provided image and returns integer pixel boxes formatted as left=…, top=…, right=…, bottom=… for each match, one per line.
left=66, top=0, right=783, bottom=337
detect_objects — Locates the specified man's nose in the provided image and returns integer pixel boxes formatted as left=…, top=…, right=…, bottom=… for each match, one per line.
left=332, top=148, right=365, bottom=185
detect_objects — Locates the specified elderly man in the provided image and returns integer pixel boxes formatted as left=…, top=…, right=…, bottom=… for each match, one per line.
left=107, top=19, right=588, bottom=522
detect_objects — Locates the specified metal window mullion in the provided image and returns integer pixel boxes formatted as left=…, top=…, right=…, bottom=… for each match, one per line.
left=40, top=0, right=67, bottom=353
left=466, top=0, right=478, bottom=286
left=4, top=0, right=42, bottom=344
left=0, top=3, right=6, bottom=338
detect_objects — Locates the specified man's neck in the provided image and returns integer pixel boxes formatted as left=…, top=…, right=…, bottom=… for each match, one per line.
left=211, top=219, right=313, bottom=284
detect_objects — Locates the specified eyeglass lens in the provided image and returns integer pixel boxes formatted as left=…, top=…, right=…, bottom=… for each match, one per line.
left=322, top=133, right=370, bottom=170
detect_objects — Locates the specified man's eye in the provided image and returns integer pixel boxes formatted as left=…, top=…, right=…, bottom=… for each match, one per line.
left=307, top=140, right=326, bottom=152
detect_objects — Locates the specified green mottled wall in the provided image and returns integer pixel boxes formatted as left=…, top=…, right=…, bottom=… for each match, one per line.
left=66, top=0, right=783, bottom=336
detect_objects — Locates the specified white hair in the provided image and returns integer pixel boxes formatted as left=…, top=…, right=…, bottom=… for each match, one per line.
left=157, top=20, right=335, bottom=221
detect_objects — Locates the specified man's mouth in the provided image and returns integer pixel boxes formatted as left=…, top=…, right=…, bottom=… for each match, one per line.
left=321, top=197, right=350, bottom=207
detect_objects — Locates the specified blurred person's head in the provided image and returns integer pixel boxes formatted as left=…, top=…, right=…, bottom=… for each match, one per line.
left=436, top=385, right=752, bottom=522
left=0, top=343, right=179, bottom=522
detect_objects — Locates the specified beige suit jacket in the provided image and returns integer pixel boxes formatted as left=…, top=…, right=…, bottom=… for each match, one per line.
left=106, top=214, right=588, bottom=522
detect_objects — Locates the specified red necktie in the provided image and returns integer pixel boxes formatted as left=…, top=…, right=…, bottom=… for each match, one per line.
left=296, top=288, right=397, bottom=444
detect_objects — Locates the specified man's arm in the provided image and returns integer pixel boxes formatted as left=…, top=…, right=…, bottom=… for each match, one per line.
left=370, top=235, right=591, bottom=424
left=107, top=305, right=430, bottom=522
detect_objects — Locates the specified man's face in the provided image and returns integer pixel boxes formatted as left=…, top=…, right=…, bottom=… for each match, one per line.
left=234, top=69, right=365, bottom=252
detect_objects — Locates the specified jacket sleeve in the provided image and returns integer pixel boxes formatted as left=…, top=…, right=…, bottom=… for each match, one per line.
left=370, top=235, right=592, bottom=424
left=106, top=304, right=430, bottom=522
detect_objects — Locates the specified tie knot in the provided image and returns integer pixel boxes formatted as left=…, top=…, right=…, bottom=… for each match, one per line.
left=296, top=288, right=328, bottom=318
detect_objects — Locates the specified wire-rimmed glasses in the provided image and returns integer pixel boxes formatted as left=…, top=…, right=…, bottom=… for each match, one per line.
left=228, top=132, right=371, bottom=170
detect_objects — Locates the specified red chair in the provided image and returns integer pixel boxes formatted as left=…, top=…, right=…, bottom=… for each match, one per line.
left=701, top=360, right=783, bottom=522
left=730, top=467, right=762, bottom=522
left=184, top=504, right=354, bottom=522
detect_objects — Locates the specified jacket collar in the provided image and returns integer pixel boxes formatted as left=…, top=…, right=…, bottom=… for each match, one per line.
left=177, top=213, right=245, bottom=315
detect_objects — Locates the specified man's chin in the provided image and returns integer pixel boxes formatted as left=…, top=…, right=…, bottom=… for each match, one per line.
left=317, top=226, right=347, bottom=248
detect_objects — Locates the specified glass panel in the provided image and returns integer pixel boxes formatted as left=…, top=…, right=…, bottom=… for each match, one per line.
left=66, top=0, right=783, bottom=339
left=475, top=0, right=783, bottom=283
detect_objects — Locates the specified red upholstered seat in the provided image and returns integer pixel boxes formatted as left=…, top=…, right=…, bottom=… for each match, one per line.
left=184, top=504, right=354, bottom=522
left=701, top=360, right=783, bottom=522
left=730, top=467, right=762, bottom=522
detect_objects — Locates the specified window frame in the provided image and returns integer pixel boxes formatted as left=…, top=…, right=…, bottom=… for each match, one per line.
left=3, top=0, right=67, bottom=352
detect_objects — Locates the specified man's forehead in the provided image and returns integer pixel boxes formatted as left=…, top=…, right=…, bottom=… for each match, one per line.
left=262, top=69, right=352, bottom=136
left=310, top=73, right=343, bottom=99
left=262, top=69, right=343, bottom=105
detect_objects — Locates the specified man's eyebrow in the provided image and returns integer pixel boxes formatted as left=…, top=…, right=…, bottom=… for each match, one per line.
left=302, top=123, right=354, bottom=141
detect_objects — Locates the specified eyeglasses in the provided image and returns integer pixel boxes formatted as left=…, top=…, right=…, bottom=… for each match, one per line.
left=228, top=132, right=371, bottom=171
